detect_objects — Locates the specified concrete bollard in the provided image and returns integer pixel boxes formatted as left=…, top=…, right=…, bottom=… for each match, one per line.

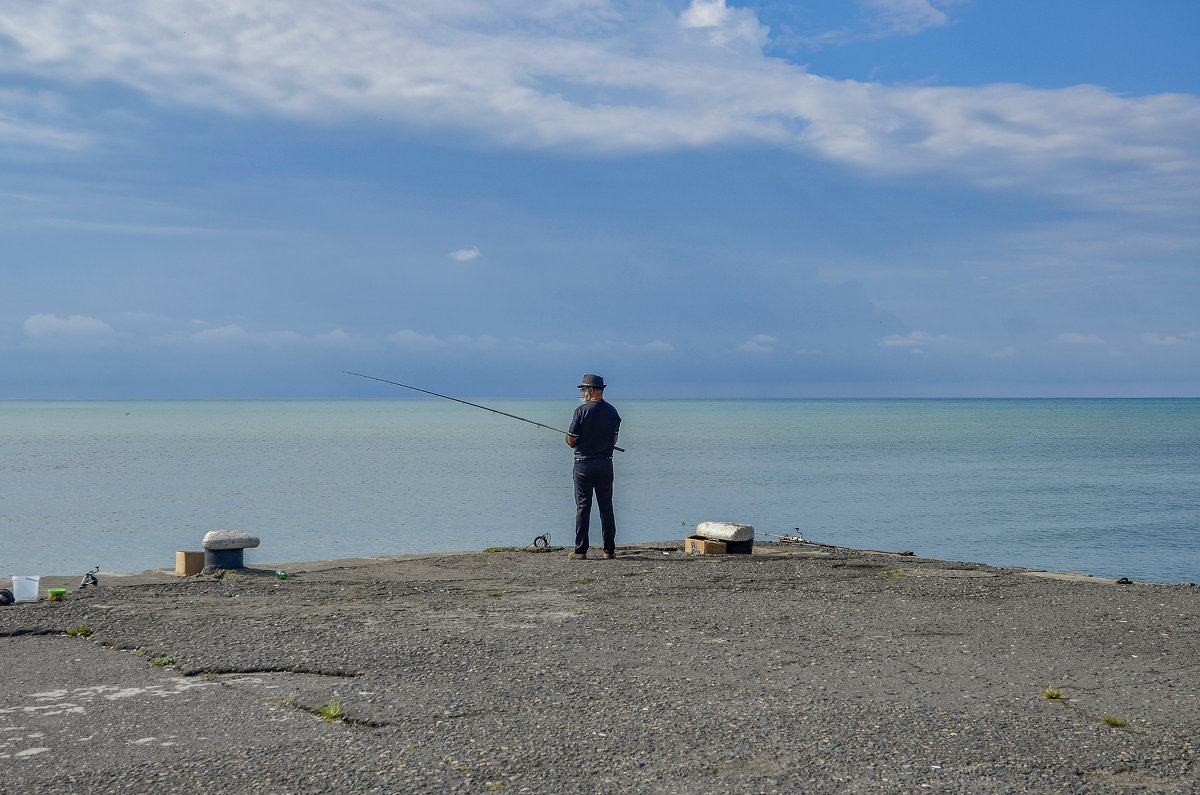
left=201, top=530, right=261, bottom=573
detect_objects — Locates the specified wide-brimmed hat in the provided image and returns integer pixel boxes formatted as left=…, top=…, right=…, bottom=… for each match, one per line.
left=578, top=374, right=606, bottom=389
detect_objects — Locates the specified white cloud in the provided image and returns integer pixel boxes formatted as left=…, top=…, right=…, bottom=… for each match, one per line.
left=535, top=339, right=576, bottom=352
left=314, top=329, right=362, bottom=347
left=1056, top=332, right=1105, bottom=345
left=191, top=324, right=247, bottom=342
left=449, top=246, right=481, bottom=262
left=1141, top=332, right=1186, bottom=347
left=23, top=313, right=115, bottom=339
left=860, top=0, right=960, bottom=37
left=593, top=339, right=676, bottom=353
left=737, top=334, right=778, bottom=353
left=388, top=329, right=496, bottom=350
left=881, top=331, right=952, bottom=349
left=0, top=112, right=89, bottom=151
left=0, top=89, right=90, bottom=151
left=680, top=0, right=769, bottom=50
left=387, top=329, right=446, bottom=349
left=0, top=1, right=1194, bottom=213
left=635, top=339, right=674, bottom=352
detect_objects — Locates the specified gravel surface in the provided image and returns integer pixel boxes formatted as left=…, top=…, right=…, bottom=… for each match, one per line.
left=3, top=542, right=1199, bottom=793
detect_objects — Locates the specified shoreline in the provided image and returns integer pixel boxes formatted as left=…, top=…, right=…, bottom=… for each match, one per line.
left=4, top=540, right=1199, bottom=792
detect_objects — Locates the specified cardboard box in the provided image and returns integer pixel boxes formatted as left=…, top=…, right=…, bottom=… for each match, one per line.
left=175, top=550, right=204, bottom=576
left=685, top=536, right=726, bottom=555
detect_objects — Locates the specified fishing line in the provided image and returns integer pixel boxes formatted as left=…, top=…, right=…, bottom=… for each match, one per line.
left=340, top=370, right=625, bottom=452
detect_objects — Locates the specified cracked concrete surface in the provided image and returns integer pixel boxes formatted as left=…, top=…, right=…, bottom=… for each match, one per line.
left=2, top=543, right=1199, bottom=793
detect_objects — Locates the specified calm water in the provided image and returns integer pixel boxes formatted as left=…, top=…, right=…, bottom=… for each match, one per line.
left=2, top=399, right=1198, bottom=583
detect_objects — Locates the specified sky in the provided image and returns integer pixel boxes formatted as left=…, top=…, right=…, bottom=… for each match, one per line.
left=1, top=0, right=1198, bottom=399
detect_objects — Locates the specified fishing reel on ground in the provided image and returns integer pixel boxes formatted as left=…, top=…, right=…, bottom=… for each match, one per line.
left=79, top=566, right=99, bottom=589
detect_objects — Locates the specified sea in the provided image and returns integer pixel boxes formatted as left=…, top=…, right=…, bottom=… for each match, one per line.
left=2, top=399, right=1198, bottom=584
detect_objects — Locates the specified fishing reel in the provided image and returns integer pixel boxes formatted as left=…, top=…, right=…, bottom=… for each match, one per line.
left=79, top=566, right=100, bottom=589
left=759, top=529, right=808, bottom=544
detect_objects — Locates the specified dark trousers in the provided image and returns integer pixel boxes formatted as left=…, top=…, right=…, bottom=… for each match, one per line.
left=573, top=457, right=616, bottom=555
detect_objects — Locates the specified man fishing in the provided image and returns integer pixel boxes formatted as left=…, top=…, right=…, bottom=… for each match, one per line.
left=565, top=374, right=622, bottom=560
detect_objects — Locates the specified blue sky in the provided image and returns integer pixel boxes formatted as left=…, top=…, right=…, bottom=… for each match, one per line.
left=2, top=0, right=1198, bottom=398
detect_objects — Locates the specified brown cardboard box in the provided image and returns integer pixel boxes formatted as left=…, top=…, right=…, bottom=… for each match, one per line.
left=685, top=535, right=726, bottom=555
left=175, top=550, right=204, bottom=576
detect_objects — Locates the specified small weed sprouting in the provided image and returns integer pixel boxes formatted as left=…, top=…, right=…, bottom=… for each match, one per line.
left=1103, top=715, right=1127, bottom=728
left=66, top=625, right=92, bottom=637
left=1042, top=688, right=1064, bottom=700
left=263, top=692, right=299, bottom=708
left=881, top=569, right=906, bottom=579
left=151, top=657, right=173, bottom=666
left=319, top=699, right=346, bottom=721
left=485, top=590, right=502, bottom=599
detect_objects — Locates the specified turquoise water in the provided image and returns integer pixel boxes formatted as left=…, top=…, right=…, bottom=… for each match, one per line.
left=2, top=399, right=1197, bottom=583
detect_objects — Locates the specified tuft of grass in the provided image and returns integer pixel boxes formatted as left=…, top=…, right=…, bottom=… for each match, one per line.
left=318, top=699, right=346, bottom=721
left=151, top=656, right=173, bottom=666
left=1042, top=688, right=1064, bottom=701
left=485, top=590, right=502, bottom=599
left=1103, top=715, right=1127, bottom=728
left=881, top=569, right=906, bottom=579
left=66, top=625, right=93, bottom=637
left=263, top=692, right=299, bottom=708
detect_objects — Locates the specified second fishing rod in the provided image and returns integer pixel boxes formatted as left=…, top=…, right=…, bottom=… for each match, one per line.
left=340, top=371, right=626, bottom=452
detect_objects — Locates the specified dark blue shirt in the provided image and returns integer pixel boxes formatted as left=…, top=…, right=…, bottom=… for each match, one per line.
left=568, top=400, right=621, bottom=460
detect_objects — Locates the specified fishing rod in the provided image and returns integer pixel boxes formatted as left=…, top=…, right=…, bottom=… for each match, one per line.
left=340, top=370, right=625, bottom=452
left=760, top=529, right=914, bottom=557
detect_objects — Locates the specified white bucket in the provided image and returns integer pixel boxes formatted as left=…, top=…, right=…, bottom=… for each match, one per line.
left=12, top=576, right=40, bottom=602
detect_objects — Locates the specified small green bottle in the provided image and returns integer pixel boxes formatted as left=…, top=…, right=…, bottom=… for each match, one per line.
left=275, top=570, right=287, bottom=580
